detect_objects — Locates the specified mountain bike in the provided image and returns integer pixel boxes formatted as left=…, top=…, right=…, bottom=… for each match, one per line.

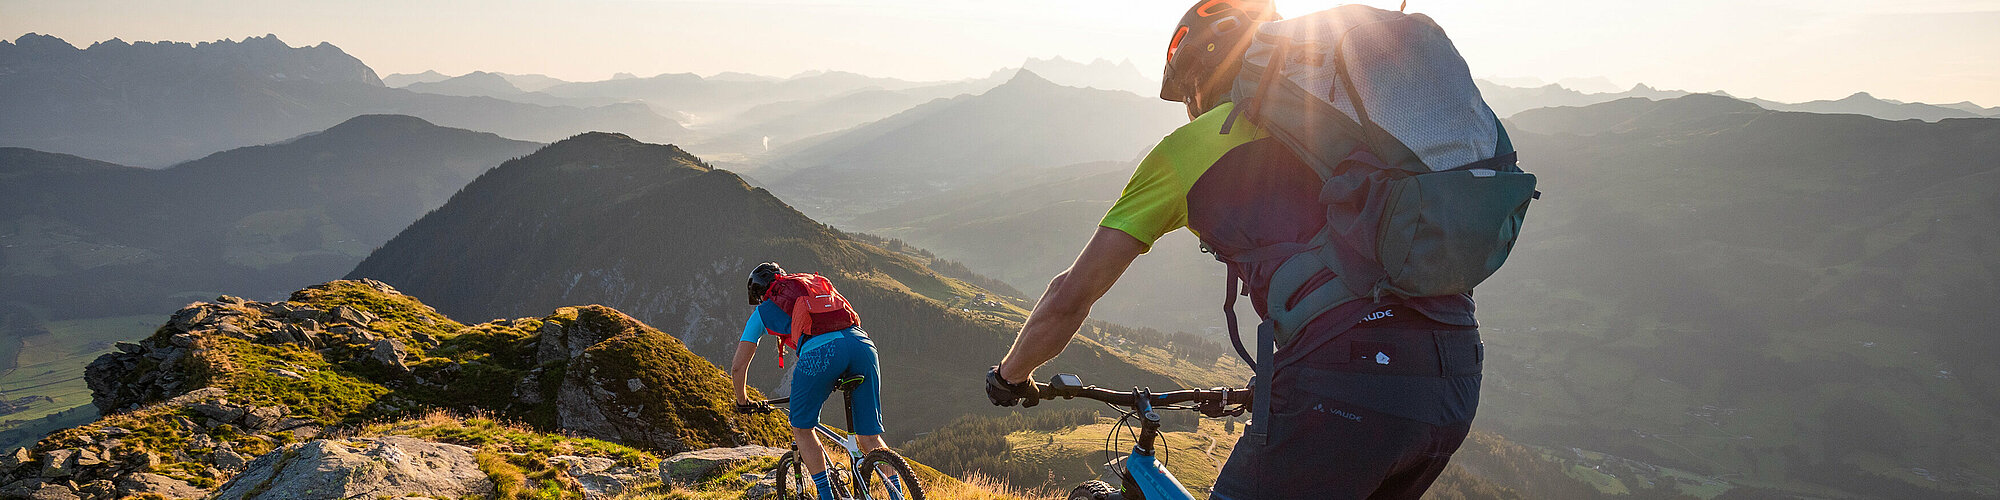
left=1029, top=373, right=1252, bottom=500
left=745, top=374, right=926, bottom=500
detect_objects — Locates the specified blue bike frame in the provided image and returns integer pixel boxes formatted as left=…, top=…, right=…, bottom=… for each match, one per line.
left=1121, top=392, right=1196, bottom=499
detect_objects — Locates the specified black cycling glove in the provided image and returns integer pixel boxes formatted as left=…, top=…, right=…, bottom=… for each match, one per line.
left=986, top=366, right=1040, bottom=408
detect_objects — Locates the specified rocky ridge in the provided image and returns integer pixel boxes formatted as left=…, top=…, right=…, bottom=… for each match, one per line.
left=3, top=280, right=794, bottom=499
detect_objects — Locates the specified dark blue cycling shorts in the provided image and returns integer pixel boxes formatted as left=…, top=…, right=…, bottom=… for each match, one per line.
left=1211, top=316, right=1482, bottom=500
left=788, top=327, right=885, bottom=435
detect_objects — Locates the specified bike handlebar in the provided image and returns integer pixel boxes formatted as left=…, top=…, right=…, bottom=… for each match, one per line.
left=1032, top=378, right=1252, bottom=409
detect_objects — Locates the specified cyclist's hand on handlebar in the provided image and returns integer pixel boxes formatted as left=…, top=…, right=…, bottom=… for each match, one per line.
left=986, top=366, right=1040, bottom=408
left=734, top=402, right=772, bottom=414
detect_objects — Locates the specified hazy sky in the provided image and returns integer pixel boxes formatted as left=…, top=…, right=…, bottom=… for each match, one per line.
left=4, top=0, right=1998, bottom=106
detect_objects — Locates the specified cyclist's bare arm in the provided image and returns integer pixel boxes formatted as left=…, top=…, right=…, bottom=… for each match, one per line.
left=998, top=226, right=1145, bottom=384
left=730, top=340, right=757, bottom=405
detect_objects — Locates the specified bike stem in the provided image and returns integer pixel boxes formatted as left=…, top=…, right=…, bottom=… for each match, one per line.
left=1133, top=387, right=1161, bottom=456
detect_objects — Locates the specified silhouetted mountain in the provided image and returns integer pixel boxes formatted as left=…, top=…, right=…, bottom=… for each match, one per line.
left=346, top=132, right=1184, bottom=439
left=382, top=69, right=450, bottom=87
left=0, top=34, right=684, bottom=166
left=1476, top=80, right=1697, bottom=116
left=833, top=93, right=2000, bottom=496
left=538, top=70, right=941, bottom=123
left=403, top=71, right=526, bottom=97
left=1477, top=78, right=1996, bottom=124
left=1746, top=91, right=1990, bottom=122
left=0, top=115, right=540, bottom=321
left=758, top=69, right=1184, bottom=220
left=1004, top=56, right=1157, bottom=96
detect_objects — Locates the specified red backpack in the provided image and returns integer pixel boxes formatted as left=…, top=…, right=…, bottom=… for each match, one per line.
left=761, top=273, right=860, bottom=359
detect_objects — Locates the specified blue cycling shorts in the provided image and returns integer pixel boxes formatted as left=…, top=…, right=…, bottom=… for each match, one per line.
left=788, top=327, right=885, bottom=435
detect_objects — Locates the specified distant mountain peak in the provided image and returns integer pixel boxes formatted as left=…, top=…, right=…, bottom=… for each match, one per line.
left=1003, top=68, right=1056, bottom=87
left=324, top=114, right=442, bottom=132
left=1841, top=91, right=1879, bottom=101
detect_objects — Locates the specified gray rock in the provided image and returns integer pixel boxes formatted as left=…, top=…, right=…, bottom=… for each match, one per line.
left=284, top=306, right=327, bottom=322
left=744, top=475, right=778, bottom=499
left=327, top=305, right=377, bottom=326
left=72, top=448, right=104, bottom=467
left=215, top=322, right=250, bottom=339
left=19, top=480, right=81, bottom=500
left=535, top=318, right=617, bottom=364
left=264, top=368, right=305, bottom=381
left=191, top=401, right=246, bottom=424
left=39, top=449, right=76, bottom=478
left=211, top=448, right=247, bottom=472
left=169, top=307, right=210, bottom=330
left=1, top=447, right=30, bottom=470
left=241, top=406, right=288, bottom=430
left=113, top=342, right=144, bottom=354
left=115, top=472, right=207, bottom=499
left=368, top=339, right=411, bottom=375
left=210, top=436, right=493, bottom=500
left=546, top=455, right=646, bottom=500
left=661, top=445, right=788, bottom=485
left=216, top=295, right=245, bottom=305
left=76, top=479, right=113, bottom=498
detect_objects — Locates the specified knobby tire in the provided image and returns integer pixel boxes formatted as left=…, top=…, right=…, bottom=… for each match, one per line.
left=1068, top=479, right=1119, bottom=500
left=774, top=450, right=850, bottom=499
left=857, top=449, right=926, bottom=500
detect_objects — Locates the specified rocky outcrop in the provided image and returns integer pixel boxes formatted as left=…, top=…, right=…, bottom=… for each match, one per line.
left=522, top=306, right=790, bottom=454
left=661, top=445, right=788, bottom=485
left=546, top=455, right=649, bottom=500
left=210, top=436, right=493, bottom=500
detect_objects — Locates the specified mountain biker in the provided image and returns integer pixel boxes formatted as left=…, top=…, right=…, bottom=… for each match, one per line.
left=731, top=262, right=898, bottom=500
left=987, top=1, right=1488, bottom=499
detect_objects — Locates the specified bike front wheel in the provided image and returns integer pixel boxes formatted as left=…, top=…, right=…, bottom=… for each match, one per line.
left=856, top=449, right=925, bottom=500
left=774, top=451, right=848, bottom=499
left=1067, top=479, right=1119, bottom=500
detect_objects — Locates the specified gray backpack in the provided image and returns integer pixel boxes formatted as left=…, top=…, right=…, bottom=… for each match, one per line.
left=1212, top=4, right=1538, bottom=444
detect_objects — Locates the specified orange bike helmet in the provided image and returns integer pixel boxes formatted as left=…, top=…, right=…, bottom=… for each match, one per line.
left=1160, top=0, right=1280, bottom=109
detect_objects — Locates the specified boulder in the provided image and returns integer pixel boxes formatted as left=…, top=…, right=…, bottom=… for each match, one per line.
left=211, top=448, right=247, bottom=472
left=113, top=342, right=143, bottom=354
left=327, top=305, right=377, bottom=326
left=545, top=455, right=646, bottom=499
left=191, top=401, right=246, bottom=424
left=1, top=447, right=31, bottom=470
left=241, top=406, right=288, bottom=430
left=15, top=480, right=81, bottom=500
left=115, top=472, right=207, bottom=499
left=661, top=445, right=788, bottom=485
left=211, top=436, right=493, bottom=500
left=39, top=449, right=76, bottom=477
left=368, top=339, right=411, bottom=375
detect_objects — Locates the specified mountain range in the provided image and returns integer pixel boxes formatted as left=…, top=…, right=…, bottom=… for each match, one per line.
left=0, top=34, right=682, bottom=167
left=1477, top=79, right=1999, bottom=122
left=756, top=69, right=1185, bottom=221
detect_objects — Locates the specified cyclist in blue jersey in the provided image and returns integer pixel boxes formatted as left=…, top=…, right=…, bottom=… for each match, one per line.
left=731, top=262, right=896, bottom=500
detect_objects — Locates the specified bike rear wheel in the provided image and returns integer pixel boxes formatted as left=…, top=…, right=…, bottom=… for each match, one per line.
left=856, top=449, right=925, bottom=500
left=1068, top=480, right=1120, bottom=500
left=774, top=451, right=850, bottom=499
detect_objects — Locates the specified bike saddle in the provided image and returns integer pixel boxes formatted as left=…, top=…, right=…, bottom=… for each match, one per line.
left=835, top=375, right=866, bottom=391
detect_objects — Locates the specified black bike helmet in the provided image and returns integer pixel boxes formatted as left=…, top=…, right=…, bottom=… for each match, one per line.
left=747, top=262, right=784, bottom=305
left=1160, top=0, right=1279, bottom=116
